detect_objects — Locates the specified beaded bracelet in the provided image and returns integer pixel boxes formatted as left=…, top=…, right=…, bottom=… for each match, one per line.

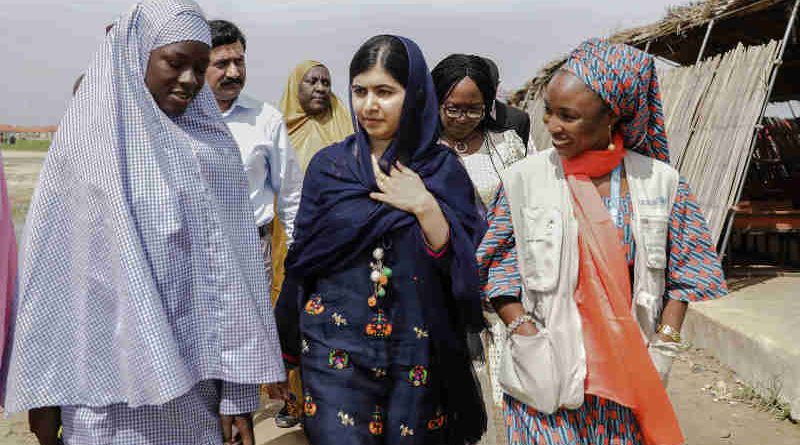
left=506, top=313, right=534, bottom=335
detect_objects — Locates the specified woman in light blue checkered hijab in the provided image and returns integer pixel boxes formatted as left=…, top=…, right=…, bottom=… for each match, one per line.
left=3, top=1, right=286, bottom=443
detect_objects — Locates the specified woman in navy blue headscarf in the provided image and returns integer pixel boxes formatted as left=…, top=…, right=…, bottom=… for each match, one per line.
left=276, top=35, right=488, bottom=444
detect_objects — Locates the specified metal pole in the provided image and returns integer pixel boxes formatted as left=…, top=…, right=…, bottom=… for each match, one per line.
left=644, top=40, right=652, bottom=53
left=697, top=19, right=716, bottom=63
left=719, top=0, right=800, bottom=256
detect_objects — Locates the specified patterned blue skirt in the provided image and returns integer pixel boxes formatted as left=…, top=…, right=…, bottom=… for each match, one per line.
left=504, top=394, right=644, bottom=445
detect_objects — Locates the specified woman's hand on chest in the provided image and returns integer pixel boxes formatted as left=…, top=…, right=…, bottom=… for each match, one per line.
left=369, top=155, right=435, bottom=215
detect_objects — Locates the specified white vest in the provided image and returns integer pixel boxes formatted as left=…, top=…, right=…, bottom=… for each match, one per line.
left=499, top=148, right=679, bottom=410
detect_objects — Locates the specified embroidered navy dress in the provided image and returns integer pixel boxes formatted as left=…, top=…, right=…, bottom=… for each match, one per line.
left=300, top=228, right=453, bottom=443
left=277, top=36, right=487, bottom=445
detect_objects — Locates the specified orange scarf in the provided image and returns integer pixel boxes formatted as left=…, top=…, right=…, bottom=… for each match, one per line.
left=561, top=134, right=626, bottom=178
left=562, top=134, right=684, bottom=445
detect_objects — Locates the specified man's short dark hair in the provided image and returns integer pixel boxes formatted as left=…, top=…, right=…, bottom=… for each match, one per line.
left=208, top=20, right=246, bottom=51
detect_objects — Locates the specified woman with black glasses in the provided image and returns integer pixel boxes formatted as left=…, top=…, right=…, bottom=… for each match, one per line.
left=432, top=54, right=528, bottom=212
left=431, top=54, right=529, bottom=445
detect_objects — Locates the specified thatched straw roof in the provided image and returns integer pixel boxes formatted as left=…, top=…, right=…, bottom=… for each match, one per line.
left=613, top=0, right=787, bottom=47
left=513, top=0, right=799, bottom=105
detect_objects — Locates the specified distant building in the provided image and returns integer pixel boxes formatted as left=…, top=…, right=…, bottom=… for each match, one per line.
left=0, top=124, right=58, bottom=143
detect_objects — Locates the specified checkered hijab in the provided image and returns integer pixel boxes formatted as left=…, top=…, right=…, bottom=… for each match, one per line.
left=564, top=38, right=670, bottom=163
left=4, top=0, right=283, bottom=413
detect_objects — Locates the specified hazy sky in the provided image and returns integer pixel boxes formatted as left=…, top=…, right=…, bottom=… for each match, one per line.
left=1, top=0, right=678, bottom=126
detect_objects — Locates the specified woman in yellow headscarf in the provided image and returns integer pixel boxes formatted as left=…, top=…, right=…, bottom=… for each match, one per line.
left=270, top=60, right=353, bottom=428
left=280, top=60, right=354, bottom=170
left=273, top=60, right=353, bottom=305
left=273, top=60, right=353, bottom=307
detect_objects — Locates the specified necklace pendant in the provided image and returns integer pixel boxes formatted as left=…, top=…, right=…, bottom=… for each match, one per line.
left=369, top=243, right=390, bottom=308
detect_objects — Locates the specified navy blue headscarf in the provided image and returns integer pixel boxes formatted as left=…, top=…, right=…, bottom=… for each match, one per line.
left=281, top=36, right=485, bottom=326
left=277, top=36, right=487, bottom=443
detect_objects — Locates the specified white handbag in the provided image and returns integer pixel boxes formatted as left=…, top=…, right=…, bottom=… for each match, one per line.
left=497, top=328, right=562, bottom=414
left=648, top=338, right=681, bottom=386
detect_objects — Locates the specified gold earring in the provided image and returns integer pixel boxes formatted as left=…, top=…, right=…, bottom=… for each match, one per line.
left=607, top=125, right=616, bottom=151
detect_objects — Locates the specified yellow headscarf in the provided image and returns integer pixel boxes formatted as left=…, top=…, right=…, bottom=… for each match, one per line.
left=279, top=60, right=354, bottom=171
left=276, top=60, right=354, bottom=413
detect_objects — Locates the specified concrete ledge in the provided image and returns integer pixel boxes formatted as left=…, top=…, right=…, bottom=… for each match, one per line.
left=682, top=276, right=800, bottom=419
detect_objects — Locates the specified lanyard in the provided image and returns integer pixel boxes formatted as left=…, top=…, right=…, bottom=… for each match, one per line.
left=608, top=165, right=623, bottom=228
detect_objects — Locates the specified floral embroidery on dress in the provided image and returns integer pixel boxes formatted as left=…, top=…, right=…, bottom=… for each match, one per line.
left=365, top=310, right=393, bottom=338
left=303, top=392, right=317, bottom=417
left=328, top=349, right=350, bottom=369
left=304, top=295, right=325, bottom=316
left=331, top=312, right=348, bottom=326
left=400, top=424, right=415, bottom=437
left=408, top=365, right=429, bottom=387
left=372, top=367, right=388, bottom=379
left=413, top=326, right=429, bottom=339
left=369, top=406, right=384, bottom=435
left=427, top=410, right=447, bottom=430
left=301, top=338, right=310, bottom=354
left=338, top=410, right=355, bottom=427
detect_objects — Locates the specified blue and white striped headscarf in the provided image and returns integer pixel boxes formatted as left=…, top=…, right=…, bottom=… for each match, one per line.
left=3, top=0, right=284, bottom=413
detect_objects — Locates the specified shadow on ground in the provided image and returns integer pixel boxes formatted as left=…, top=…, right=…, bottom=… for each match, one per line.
left=260, top=430, right=308, bottom=445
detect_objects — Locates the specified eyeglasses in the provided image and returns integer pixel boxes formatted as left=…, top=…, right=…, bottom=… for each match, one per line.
left=441, top=105, right=485, bottom=120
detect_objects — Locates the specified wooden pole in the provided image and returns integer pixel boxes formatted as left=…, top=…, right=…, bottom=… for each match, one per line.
left=697, top=19, right=716, bottom=64
left=719, top=0, right=800, bottom=257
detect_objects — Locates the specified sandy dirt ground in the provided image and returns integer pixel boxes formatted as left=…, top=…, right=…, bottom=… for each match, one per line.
left=1, top=348, right=797, bottom=445
left=2, top=149, right=47, bottom=236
